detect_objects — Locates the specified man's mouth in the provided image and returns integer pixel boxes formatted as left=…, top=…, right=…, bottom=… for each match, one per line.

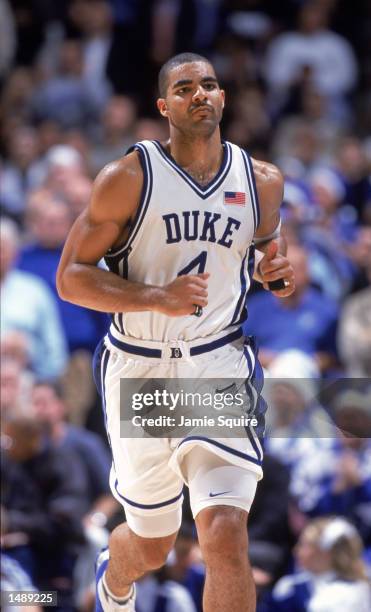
left=191, top=105, right=213, bottom=114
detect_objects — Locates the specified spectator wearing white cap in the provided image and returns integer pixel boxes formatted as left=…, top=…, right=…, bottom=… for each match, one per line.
left=265, top=350, right=335, bottom=474
left=270, top=516, right=371, bottom=611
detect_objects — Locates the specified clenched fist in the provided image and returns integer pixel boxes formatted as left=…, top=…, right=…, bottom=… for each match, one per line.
left=156, top=273, right=209, bottom=317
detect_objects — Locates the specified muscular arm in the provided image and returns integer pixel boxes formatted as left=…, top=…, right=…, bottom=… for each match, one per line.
left=252, top=159, right=294, bottom=297
left=253, top=159, right=286, bottom=255
left=57, top=153, right=208, bottom=316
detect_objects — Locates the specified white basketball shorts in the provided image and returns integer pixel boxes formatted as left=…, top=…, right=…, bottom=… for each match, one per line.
left=93, top=326, right=266, bottom=537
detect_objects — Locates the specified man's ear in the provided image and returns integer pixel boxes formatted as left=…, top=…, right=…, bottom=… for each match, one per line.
left=157, top=98, right=168, bottom=117
left=221, top=89, right=225, bottom=109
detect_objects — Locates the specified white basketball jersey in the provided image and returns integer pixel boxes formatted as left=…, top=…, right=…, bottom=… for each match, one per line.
left=104, top=140, right=260, bottom=342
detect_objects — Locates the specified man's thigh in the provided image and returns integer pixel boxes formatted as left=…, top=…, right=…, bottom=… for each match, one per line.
left=182, top=445, right=259, bottom=518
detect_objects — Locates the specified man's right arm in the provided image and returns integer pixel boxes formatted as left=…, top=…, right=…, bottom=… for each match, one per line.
left=57, top=153, right=208, bottom=317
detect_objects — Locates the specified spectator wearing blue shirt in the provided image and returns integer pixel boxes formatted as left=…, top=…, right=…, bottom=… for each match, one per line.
left=17, top=191, right=108, bottom=354
left=1, top=217, right=67, bottom=380
left=244, top=244, right=339, bottom=373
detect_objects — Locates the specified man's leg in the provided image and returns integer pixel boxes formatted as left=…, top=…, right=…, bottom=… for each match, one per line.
left=182, top=445, right=260, bottom=612
left=196, top=506, right=255, bottom=612
left=104, top=523, right=177, bottom=597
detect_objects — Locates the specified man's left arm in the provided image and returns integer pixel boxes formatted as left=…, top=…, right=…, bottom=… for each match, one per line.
left=252, top=159, right=295, bottom=298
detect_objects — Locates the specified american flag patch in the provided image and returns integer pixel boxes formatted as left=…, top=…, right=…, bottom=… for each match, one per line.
left=224, top=191, right=246, bottom=206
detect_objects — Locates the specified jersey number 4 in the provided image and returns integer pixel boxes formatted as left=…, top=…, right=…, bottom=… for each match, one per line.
left=178, top=251, right=207, bottom=276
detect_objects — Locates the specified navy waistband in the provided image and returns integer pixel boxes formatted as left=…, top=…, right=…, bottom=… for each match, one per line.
left=107, top=327, right=243, bottom=359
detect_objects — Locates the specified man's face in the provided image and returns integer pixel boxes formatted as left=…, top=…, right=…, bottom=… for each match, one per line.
left=157, top=61, right=225, bottom=137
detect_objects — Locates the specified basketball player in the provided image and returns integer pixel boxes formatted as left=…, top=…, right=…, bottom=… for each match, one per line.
left=57, top=53, right=295, bottom=612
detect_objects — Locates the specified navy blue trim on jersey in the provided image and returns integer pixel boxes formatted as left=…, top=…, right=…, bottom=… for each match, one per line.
left=114, top=480, right=183, bottom=509
left=101, top=348, right=110, bottom=430
left=92, top=341, right=116, bottom=465
left=107, top=327, right=243, bottom=359
left=111, top=316, right=123, bottom=335
left=230, top=249, right=248, bottom=326
left=241, top=150, right=260, bottom=232
left=228, top=245, right=255, bottom=328
left=189, top=327, right=242, bottom=356
left=153, top=140, right=232, bottom=200
left=243, top=341, right=266, bottom=443
left=108, top=330, right=162, bottom=358
left=177, top=436, right=262, bottom=467
left=105, top=143, right=153, bottom=259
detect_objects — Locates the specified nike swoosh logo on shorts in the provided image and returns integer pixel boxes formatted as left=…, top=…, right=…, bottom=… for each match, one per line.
left=209, top=490, right=232, bottom=497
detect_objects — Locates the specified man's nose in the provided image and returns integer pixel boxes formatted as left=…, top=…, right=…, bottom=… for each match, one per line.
left=192, top=86, right=208, bottom=103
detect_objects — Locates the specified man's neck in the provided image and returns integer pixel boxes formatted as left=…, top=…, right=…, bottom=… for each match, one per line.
left=166, top=129, right=223, bottom=186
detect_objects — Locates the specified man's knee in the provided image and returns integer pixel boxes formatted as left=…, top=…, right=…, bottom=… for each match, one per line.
left=128, top=530, right=177, bottom=570
left=196, top=506, right=249, bottom=566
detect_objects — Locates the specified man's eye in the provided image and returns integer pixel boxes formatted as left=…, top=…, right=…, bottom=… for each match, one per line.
left=204, top=83, right=216, bottom=90
left=177, top=88, right=190, bottom=94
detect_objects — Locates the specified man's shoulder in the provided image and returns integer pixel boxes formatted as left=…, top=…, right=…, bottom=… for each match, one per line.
left=250, top=158, right=284, bottom=209
left=95, top=150, right=142, bottom=190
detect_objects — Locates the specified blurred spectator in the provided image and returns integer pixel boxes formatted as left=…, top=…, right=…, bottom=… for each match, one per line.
left=31, top=381, right=115, bottom=522
left=175, top=0, right=223, bottom=56
left=248, top=454, right=291, bottom=590
left=18, top=190, right=108, bottom=353
left=30, top=39, right=97, bottom=128
left=1, top=416, right=89, bottom=607
left=302, top=166, right=358, bottom=300
left=166, top=522, right=205, bottom=612
left=43, top=144, right=86, bottom=194
left=336, top=136, right=371, bottom=225
left=0, top=126, right=44, bottom=219
left=0, top=0, right=16, bottom=78
left=1, top=217, right=67, bottom=379
left=264, top=0, right=358, bottom=120
left=1, top=67, right=34, bottom=125
left=265, top=350, right=335, bottom=470
left=133, top=118, right=169, bottom=143
left=1, top=331, right=30, bottom=372
left=136, top=568, right=197, bottom=612
left=68, top=0, right=113, bottom=108
left=244, top=245, right=339, bottom=372
left=272, top=120, right=322, bottom=181
left=89, top=95, right=137, bottom=175
left=290, top=389, right=371, bottom=547
left=270, top=517, right=371, bottom=611
left=338, top=286, right=371, bottom=376
left=30, top=380, right=118, bottom=606
left=225, top=83, right=271, bottom=150
left=0, top=358, right=33, bottom=420
left=61, top=173, right=92, bottom=218
left=0, top=553, right=41, bottom=612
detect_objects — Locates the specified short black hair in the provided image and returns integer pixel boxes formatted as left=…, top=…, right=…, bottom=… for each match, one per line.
left=158, top=52, right=212, bottom=97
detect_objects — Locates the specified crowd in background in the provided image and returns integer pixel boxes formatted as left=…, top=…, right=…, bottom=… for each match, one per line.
left=1, top=1, right=370, bottom=611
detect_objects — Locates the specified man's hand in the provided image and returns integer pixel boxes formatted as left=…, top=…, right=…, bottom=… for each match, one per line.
left=157, top=273, right=209, bottom=317
left=258, top=241, right=295, bottom=297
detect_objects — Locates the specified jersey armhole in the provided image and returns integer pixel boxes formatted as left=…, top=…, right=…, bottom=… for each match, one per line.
left=105, top=143, right=153, bottom=259
left=241, top=149, right=260, bottom=232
